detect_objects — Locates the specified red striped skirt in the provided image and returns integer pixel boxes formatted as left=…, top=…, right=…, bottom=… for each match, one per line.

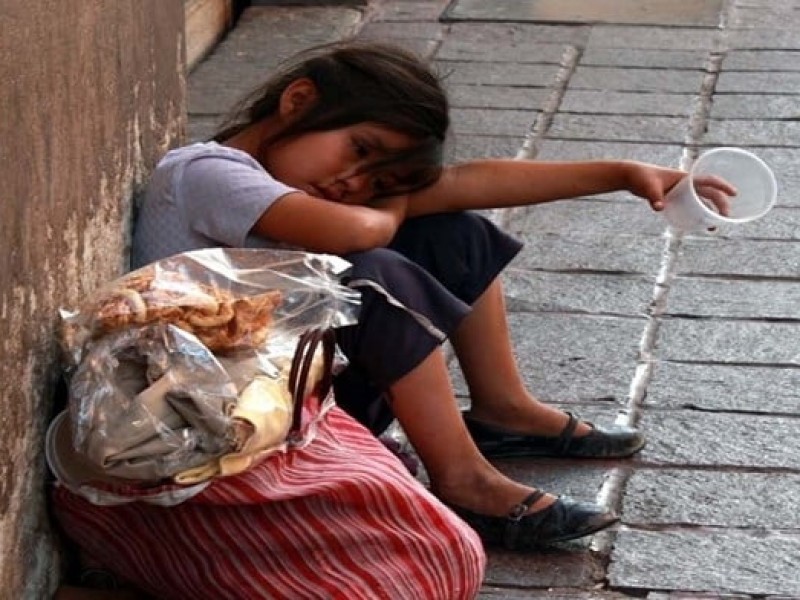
left=51, top=406, right=486, bottom=599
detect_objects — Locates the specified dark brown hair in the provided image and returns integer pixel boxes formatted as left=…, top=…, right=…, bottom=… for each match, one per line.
left=214, top=40, right=450, bottom=195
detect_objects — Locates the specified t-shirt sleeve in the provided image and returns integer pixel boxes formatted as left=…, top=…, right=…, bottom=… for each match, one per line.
left=176, top=154, right=299, bottom=248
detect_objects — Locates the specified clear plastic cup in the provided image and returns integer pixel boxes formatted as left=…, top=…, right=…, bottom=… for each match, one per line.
left=663, top=147, right=777, bottom=233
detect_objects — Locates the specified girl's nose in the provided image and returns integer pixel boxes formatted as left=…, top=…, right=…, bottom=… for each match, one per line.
left=342, top=172, right=372, bottom=199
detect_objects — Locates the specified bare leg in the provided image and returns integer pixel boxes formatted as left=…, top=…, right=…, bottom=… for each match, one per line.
left=451, top=277, right=592, bottom=436
left=389, top=348, right=556, bottom=516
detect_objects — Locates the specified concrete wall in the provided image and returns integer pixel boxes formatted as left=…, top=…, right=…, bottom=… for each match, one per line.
left=0, top=1, right=186, bottom=596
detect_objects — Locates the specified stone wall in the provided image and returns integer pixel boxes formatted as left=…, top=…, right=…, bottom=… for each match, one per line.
left=0, top=1, right=186, bottom=596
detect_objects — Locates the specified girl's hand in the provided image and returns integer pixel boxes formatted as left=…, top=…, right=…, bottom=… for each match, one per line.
left=622, top=162, right=684, bottom=212
left=370, top=193, right=409, bottom=221
left=693, top=175, right=738, bottom=217
left=623, top=161, right=738, bottom=215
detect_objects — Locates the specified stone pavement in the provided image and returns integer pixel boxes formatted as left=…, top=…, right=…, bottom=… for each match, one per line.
left=187, top=1, right=800, bottom=597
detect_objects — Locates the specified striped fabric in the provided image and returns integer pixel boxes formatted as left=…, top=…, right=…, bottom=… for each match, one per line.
left=51, top=406, right=486, bottom=599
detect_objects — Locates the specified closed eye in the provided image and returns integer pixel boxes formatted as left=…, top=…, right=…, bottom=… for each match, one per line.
left=352, top=137, right=370, bottom=160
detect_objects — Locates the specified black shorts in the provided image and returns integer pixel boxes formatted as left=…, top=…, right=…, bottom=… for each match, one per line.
left=334, top=212, right=523, bottom=435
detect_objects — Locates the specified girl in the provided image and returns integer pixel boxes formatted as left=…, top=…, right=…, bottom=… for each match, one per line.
left=132, top=40, right=737, bottom=544
left=54, top=40, right=735, bottom=599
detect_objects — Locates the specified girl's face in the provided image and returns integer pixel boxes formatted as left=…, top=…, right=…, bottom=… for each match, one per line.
left=261, top=123, right=418, bottom=205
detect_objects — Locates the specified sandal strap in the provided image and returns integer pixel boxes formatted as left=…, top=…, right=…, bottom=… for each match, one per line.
left=504, top=490, right=545, bottom=549
left=555, top=412, right=579, bottom=455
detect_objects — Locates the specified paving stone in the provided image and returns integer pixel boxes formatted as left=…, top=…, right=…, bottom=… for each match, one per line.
left=370, top=0, right=449, bottom=22
left=484, top=547, right=604, bottom=591
left=639, top=409, right=800, bottom=467
left=724, top=27, right=800, bottom=50
left=548, top=114, right=688, bottom=144
left=569, top=67, right=705, bottom=93
left=719, top=207, right=800, bottom=239
left=622, top=469, right=800, bottom=528
left=502, top=270, right=656, bottom=317
left=535, top=140, right=684, bottom=166
left=723, top=49, right=800, bottom=71
left=453, top=354, right=636, bottom=407
left=560, top=90, right=695, bottom=117
left=657, top=318, right=800, bottom=364
left=436, top=61, right=562, bottom=87
left=674, top=237, right=800, bottom=277
left=729, top=6, right=800, bottom=30
left=680, top=206, right=800, bottom=240
left=436, top=39, right=569, bottom=64
left=356, top=20, right=444, bottom=40
left=504, top=313, right=642, bottom=403
left=610, top=529, right=800, bottom=596
left=509, top=313, right=645, bottom=363
left=442, top=0, right=725, bottom=27
left=481, top=589, right=632, bottom=599
left=447, top=84, right=551, bottom=110
left=452, top=312, right=645, bottom=405
left=450, top=107, right=538, bottom=137
left=580, top=48, right=708, bottom=69
left=645, top=361, right=800, bottom=414
left=647, top=594, right=749, bottom=600
left=752, top=147, right=800, bottom=207
left=447, top=22, right=591, bottom=47
left=716, top=70, right=800, bottom=94
left=513, top=231, right=666, bottom=273
left=508, top=200, right=666, bottom=236
left=446, top=134, right=524, bottom=161
left=708, top=94, right=800, bottom=119
left=664, top=274, right=800, bottom=319
left=588, top=26, right=717, bottom=51
left=188, top=7, right=361, bottom=114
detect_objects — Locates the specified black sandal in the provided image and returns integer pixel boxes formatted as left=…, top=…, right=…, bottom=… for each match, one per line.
left=464, top=411, right=646, bottom=459
left=445, top=490, right=619, bottom=550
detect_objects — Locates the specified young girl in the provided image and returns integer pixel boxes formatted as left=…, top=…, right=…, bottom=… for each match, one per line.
left=54, top=40, right=735, bottom=599
left=132, top=38, right=740, bottom=545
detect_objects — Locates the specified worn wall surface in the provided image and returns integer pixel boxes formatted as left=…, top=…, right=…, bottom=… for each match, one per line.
left=0, top=1, right=186, bottom=596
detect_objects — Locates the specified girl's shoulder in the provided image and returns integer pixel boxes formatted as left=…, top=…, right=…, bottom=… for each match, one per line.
left=160, top=141, right=263, bottom=172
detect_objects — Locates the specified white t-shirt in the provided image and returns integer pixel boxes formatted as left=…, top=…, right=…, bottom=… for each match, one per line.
left=132, top=142, right=299, bottom=269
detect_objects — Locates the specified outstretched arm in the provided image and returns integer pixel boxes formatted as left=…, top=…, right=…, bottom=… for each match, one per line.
left=404, top=159, right=733, bottom=217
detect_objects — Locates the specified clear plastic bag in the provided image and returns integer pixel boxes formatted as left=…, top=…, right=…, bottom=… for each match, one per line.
left=52, top=249, right=360, bottom=486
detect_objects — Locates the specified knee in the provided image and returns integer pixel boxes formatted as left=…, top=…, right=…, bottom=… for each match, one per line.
left=343, top=247, right=412, bottom=280
left=342, top=247, right=437, bottom=299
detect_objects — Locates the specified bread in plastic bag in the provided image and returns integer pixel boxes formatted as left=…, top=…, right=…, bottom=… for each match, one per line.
left=48, top=249, right=359, bottom=494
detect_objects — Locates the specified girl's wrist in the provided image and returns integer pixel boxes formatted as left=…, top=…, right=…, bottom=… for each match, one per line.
left=616, top=160, right=640, bottom=192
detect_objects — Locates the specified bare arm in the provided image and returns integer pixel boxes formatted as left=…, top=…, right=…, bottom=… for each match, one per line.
left=404, top=159, right=688, bottom=217
left=251, top=191, right=407, bottom=254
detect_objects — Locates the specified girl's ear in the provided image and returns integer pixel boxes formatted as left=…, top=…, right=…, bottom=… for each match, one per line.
left=278, top=78, right=319, bottom=120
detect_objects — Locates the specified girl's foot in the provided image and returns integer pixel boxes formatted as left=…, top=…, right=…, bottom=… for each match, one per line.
left=445, top=491, right=619, bottom=550
left=432, top=465, right=618, bottom=549
left=463, top=411, right=646, bottom=459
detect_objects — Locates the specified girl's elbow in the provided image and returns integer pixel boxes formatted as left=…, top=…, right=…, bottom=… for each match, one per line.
left=355, top=222, right=395, bottom=251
